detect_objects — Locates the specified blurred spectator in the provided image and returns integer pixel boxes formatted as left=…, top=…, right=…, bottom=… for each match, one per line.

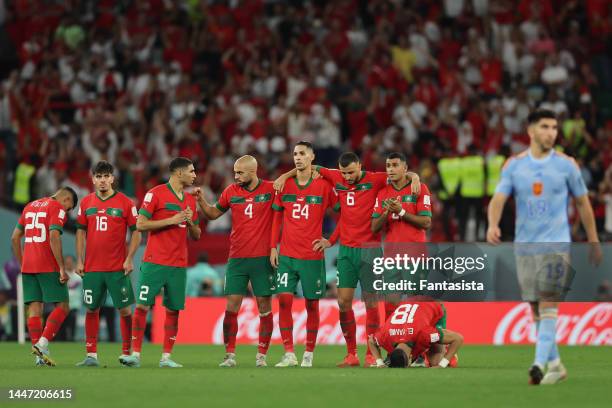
left=186, top=254, right=222, bottom=297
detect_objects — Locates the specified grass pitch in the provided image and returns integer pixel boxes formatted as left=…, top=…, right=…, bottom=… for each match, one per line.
left=0, top=343, right=610, bottom=408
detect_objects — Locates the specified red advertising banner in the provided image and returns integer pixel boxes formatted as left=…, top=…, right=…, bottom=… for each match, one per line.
left=152, top=298, right=612, bottom=346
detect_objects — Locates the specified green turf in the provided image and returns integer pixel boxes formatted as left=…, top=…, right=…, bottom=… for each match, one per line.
left=0, top=343, right=610, bottom=408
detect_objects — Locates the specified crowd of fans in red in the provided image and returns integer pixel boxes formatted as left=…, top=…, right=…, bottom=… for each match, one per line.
left=0, top=0, right=611, bottom=242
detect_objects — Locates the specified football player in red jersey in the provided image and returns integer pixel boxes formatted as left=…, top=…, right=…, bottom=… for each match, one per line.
left=193, top=155, right=276, bottom=368
left=75, top=161, right=142, bottom=367
left=368, top=300, right=462, bottom=368
left=121, top=157, right=201, bottom=368
left=11, top=187, right=78, bottom=366
left=271, top=141, right=338, bottom=367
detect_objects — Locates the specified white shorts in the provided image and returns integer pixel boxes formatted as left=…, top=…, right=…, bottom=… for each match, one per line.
left=515, top=252, right=572, bottom=302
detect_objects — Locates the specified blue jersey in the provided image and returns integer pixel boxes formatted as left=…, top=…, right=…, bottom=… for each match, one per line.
left=495, top=149, right=588, bottom=243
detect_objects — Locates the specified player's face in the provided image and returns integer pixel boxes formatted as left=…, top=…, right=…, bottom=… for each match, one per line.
left=60, top=195, right=75, bottom=211
left=339, top=161, right=362, bottom=185
left=293, top=146, right=314, bottom=170
left=179, top=165, right=197, bottom=186
left=93, top=172, right=114, bottom=194
left=386, top=159, right=407, bottom=182
left=530, top=118, right=558, bottom=152
left=233, top=164, right=253, bottom=187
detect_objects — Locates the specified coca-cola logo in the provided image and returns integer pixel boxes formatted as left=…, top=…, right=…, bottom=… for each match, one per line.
left=494, top=303, right=612, bottom=345
left=212, top=299, right=368, bottom=344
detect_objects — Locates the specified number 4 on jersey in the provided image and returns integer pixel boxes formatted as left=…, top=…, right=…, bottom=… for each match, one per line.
left=244, top=203, right=253, bottom=218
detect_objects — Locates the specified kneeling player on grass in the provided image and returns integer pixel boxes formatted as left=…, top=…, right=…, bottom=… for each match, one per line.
left=367, top=300, right=462, bottom=368
left=120, top=157, right=201, bottom=368
left=193, top=155, right=276, bottom=368
left=11, top=187, right=78, bottom=366
left=74, top=161, right=141, bottom=367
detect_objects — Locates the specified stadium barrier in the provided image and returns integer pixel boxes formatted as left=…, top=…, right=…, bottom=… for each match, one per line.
left=152, top=297, right=612, bottom=346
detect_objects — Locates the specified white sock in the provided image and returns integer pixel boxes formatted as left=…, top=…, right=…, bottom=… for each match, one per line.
left=87, top=353, right=98, bottom=359
left=303, top=351, right=313, bottom=357
left=161, top=352, right=171, bottom=361
left=38, top=337, right=49, bottom=348
left=132, top=351, right=141, bottom=358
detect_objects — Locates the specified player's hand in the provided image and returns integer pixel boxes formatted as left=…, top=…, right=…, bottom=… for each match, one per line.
left=169, top=211, right=186, bottom=225
left=273, top=176, right=287, bottom=192
left=386, top=199, right=402, bottom=214
left=486, top=225, right=501, bottom=245
left=373, top=359, right=386, bottom=368
left=410, top=174, right=421, bottom=195
left=184, top=206, right=194, bottom=223
left=76, top=260, right=85, bottom=277
left=59, top=268, right=69, bottom=284
left=190, top=187, right=203, bottom=201
left=123, top=258, right=134, bottom=276
left=270, top=248, right=279, bottom=268
left=312, top=238, right=331, bottom=252
left=588, top=242, right=603, bottom=266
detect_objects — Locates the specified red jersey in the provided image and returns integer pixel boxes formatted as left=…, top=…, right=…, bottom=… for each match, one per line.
left=215, top=179, right=275, bottom=258
left=372, top=181, right=432, bottom=243
left=374, top=301, right=444, bottom=359
left=317, top=166, right=387, bottom=247
left=17, top=197, right=68, bottom=273
left=272, top=176, right=338, bottom=260
left=139, top=183, right=199, bottom=267
left=76, top=191, right=138, bottom=272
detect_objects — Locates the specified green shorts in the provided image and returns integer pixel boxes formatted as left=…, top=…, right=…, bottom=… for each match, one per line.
left=82, top=271, right=135, bottom=310
left=136, top=262, right=186, bottom=311
left=276, top=255, right=325, bottom=299
left=336, top=245, right=383, bottom=293
left=225, top=257, right=275, bottom=297
left=22, top=273, right=69, bottom=304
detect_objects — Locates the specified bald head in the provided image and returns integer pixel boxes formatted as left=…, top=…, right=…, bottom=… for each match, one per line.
left=234, top=155, right=258, bottom=188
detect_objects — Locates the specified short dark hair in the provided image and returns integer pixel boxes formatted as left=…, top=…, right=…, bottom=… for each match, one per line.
left=295, top=141, right=313, bottom=152
left=339, top=152, right=360, bottom=168
left=60, top=186, right=78, bottom=210
left=389, top=348, right=409, bottom=368
left=169, top=157, right=193, bottom=173
left=387, top=152, right=407, bottom=163
left=527, top=109, right=557, bottom=125
left=92, top=160, right=114, bottom=175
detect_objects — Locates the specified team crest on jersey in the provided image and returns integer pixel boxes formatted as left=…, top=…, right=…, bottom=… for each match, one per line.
left=430, top=332, right=440, bottom=343
left=131, top=206, right=138, bottom=217
left=424, top=195, right=431, bottom=205
left=144, top=192, right=153, bottom=203
left=58, top=209, right=65, bottom=219
left=532, top=182, right=543, bottom=196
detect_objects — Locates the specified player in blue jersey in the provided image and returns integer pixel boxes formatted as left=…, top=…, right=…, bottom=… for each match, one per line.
left=487, top=109, right=602, bottom=385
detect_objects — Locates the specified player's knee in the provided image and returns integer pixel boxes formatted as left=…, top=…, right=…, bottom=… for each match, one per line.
left=255, top=297, right=271, bottom=314
left=337, top=297, right=352, bottom=312
left=57, top=302, right=70, bottom=313
left=27, top=302, right=43, bottom=316
left=118, top=307, right=131, bottom=317
left=136, top=304, right=150, bottom=312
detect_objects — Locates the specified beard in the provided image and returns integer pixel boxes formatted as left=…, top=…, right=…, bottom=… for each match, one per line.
left=237, top=178, right=251, bottom=187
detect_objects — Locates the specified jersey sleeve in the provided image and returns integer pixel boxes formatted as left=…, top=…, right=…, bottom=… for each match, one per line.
left=48, top=203, right=67, bottom=234
left=139, top=189, right=159, bottom=219
left=372, top=190, right=385, bottom=218
left=416, top=184, right=433, bottom=217
left=566, top=159, right=588, bottom=198
left=371, top=172, right=389, bottom=188
left=214, top=186, right=231, bottom=213
left=412, top=326, right=442, bottom=358
left=76, top=200, right=88, bottom=230
left=495, top=158, right=515, bottom=196
left=272, top=190, right=283, bottom=211
left=316, top=166, right=344, bottom=185
left=328, top=184, right=340, bottom=211
left=126, top=198, right=138, bottom=231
